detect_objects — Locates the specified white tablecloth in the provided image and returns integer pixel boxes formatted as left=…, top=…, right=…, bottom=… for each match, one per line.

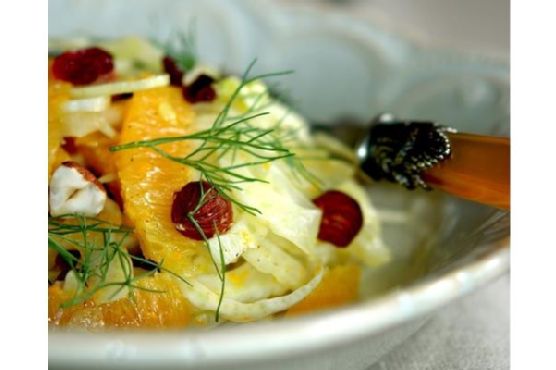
left=368, top=275, right=510, bottom=370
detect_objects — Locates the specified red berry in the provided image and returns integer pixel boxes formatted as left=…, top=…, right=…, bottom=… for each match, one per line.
left=183, top=74, right=217, bottom=103
left=171, top=181, right=232, bottom=240
left=61, top=137, right=77, bottom=154
left=52, top=47, right=114, bottom=86
left=162, top=56, right=184, bottom=87
left=313, top=190, right=363, bottom=248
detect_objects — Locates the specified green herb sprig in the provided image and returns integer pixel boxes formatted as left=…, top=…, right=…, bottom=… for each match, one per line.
left=108, top=61, right=321, bottom=321
left=162, top=23, right=197, bottom=72
left=48, top=214, right=190, bottom=308
left=111, top=60, right=317, bottom=214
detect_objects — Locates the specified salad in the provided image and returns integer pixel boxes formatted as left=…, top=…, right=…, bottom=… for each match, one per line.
left=48, top=36, right=390, bottom=329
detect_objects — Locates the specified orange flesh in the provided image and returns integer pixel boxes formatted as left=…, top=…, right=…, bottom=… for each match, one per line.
left=48, top=79, right=366, bottom=328
left=116, top=87, right=213, bottom=275
left=48, top=274, right=193, bottom=328
left=423, top=133, right=510, bottom=209
left=285, top=263, right=362, bottom=316
left=49, top=88, right=202, bottom=328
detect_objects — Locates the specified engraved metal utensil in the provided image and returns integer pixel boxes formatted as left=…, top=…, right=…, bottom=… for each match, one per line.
left=312, top=113, right=510, bottom=209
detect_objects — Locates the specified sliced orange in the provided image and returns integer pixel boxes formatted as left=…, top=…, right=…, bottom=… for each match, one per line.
left=116, top=87, right=213, bottom=275
left=285, top=263, right=362, bottom=316
left=48, top=274, right=193, bottom=328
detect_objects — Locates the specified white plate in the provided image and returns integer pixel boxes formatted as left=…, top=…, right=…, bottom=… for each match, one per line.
left=48, top=1, right=510, bottom=369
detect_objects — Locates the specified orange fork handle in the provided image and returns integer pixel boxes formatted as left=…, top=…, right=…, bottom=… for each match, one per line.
left=422, top=133, right=510, bottom=209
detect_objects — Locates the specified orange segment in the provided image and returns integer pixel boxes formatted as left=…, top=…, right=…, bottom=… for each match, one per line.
left=49, top=274, right=193, bottom=328
left=285, top=263, right=361, bottom=316
left=116, top=87, right=212, bottom=275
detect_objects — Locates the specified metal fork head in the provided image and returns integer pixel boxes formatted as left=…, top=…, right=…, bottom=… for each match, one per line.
left=310, top=113, right=453, bottom=190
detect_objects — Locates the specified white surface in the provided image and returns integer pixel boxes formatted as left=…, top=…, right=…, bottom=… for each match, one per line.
left=49, top=0, right=510, bottom=134
left=370, top=274, right=509, bottom=370
left=278, top=0, right=509, bottom=59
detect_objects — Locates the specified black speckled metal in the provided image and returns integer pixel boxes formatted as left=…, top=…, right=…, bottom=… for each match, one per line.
left=360, top=115, right=454, bottom=190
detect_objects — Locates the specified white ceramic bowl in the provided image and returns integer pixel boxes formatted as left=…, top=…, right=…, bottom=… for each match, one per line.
left=48, top=1, right=510, bottom=369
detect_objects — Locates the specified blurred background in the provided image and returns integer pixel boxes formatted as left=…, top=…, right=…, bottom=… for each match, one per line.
left=277, top=0, right=509, bottom=58
left=49, top=0, right=509, bottom=135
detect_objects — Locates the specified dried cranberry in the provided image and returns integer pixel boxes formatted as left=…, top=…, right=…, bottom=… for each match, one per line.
left=171, top=181, right=232, bottom=240
left=52, top=47, right=114, bottom=86
left=162, top=56, right=184, bottom=87
left=313, top=190, right=363, bottom=248
left=183, top=74, right=217, bottom=103
left=61, top=137, right=77, bottom=154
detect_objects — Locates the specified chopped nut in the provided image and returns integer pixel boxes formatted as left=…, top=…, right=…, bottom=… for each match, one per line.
left=49, top=161, right=107, bottom=217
